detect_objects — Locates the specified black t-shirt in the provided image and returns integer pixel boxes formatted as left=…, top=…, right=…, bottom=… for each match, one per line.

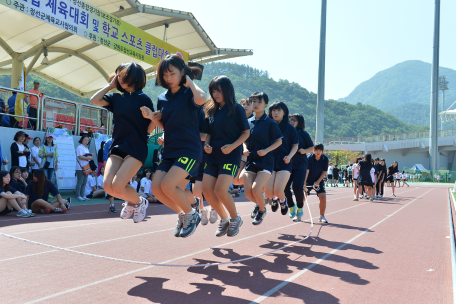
left=388, top=165, right=399, bottom=177
left=10, top=179, right=25, bottom=193
left=103, top=90, right=154, bottom=164
left=203, top=104, right=249, bottom=165
left=246, top=113, right=283, bottom=172
left=272, top=123, right=299, bottom=158
left=306, top=153, right=329, bottom=184
left=333, top=167, right=341, bottom=177
left=292, top=130, right=313, bottom=170
left=158, top=86, right=202, bottom=162
left=24, top=180, right=59, bottom=203
left=359, top=160, right=372, bottom=171
left=97, top=148, right=104, bottom=163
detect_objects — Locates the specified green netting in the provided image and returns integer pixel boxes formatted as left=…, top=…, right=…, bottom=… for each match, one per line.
left=402, top=168, right=456, bottom=183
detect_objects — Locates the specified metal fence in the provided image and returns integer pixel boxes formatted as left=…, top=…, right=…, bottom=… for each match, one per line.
left=76, top=104, right=111, bottom=135
left=0, top=86, right=41, bottom=130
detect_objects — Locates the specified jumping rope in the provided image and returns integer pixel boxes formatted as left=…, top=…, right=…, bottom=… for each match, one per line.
left=0, top=195, right=314, bottom=267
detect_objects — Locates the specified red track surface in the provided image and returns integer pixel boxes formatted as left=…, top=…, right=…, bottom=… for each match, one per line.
left=0, top=185, right=452, bottom=303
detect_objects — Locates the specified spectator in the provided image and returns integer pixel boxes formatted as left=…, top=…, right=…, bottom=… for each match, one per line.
left=7, top=90, right=17, bottom=128
left=38, top=133, right=59, bottom=182
left=97, top=141, right=105, bottom=176
left=9, top=166, right=27, bottom=193
left=97, top=166, right=116, bottom=212
left=0, top=170, right=32, bottom=217
left=24, top=169, right=70, bottom=214
left=138, top=168, right=152, bottom=194
left=0, top=96, right=5, bottom=126
left=30, top=137, right=42, bottom=176
left=10, top=131, right=30, bottom=168
left=0, top=142, right=8, bottom=169
left=26, top=80, right=42, bottom=130
left=130, top=173, right=138, bottom=192
left=75, top=134, right=93, bottom=201
left=85, top=171, right=105, bottom=198
left=142, top=172, right=158, bottom=204
left=23, top=134, right=33, bottom=170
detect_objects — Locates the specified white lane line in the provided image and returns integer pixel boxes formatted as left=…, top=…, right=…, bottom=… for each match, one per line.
left=249, top=188, right=434, bottom=304
left=20, top=200, right=376, bottom=303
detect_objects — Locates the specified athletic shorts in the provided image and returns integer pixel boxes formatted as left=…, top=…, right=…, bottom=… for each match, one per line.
left=348, top=175, right=353, bottom=182
left=109, top=147, right=129, bottom=160
left=328, top=174, right=333, bottom=179
left=305, top=180, right=326, bottom=195
left=190, top=161, right=205, bottom=183
left=0, top=206, right=11, bottom=216
left=245, top=163, right=271, bottom=175
left=156, top=157, right=200, bottom=178
left=204, top=162, right=240, bottom=178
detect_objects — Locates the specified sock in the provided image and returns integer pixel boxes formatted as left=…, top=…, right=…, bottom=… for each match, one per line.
left=221, top=217, right=229, bottom=222
left=111, top=204, right=115, bottom=207
left=54, top=208, right=62, bottom=212
left=273, top=196, right=278, bottom=200
left=280, top=198, right=286, bottom=203
left=188, top=209, right=195, bottom=215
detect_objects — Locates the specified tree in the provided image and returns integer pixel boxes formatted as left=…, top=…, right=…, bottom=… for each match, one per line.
left=326, top=149, right=361, bottom=166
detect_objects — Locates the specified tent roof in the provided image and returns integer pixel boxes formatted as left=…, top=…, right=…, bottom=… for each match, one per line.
left=0, top=0, right=252, bottom=97
left=439, top=109, right=456, bottom=116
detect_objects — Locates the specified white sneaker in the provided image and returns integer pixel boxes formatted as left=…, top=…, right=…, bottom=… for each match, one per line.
left=132, top=198, right=147, bottom=223
left=27, top=209, right=35, bottom=217
left=83, top=197, right=90, bottom=201
left=17, top=209, right=30, bottom=217
left=209, top=209, right=218, bottom=224
left=201, top=208, right=208, bottom=225
left=120, top=202, right=134, bottom=219
left=76, top=196, right=85, bottom=201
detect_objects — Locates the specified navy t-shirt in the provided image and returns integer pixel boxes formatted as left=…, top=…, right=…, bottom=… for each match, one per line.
left=306, top=153, right=329, bottom=184
left=0, top=185, right=18, bottom=194
left=203, top=104, right=249, bottom=166
left=199, top=110, right=207, bottom=164
left=103, top=90, right=154, bottom=164
left=158, top=86, right=202, bottom=162
left=24, top=180, right=59, bottom=204
left=292, top=130, right=314, bottom=169
left=272, top=123, right=299, bottom=158
left=10, top=179, right=25, bottom=193
left=246, top=113, right=283, bottom=172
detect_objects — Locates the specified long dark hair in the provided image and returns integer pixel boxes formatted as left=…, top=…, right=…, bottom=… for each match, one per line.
left=289, top=113, right=305, bottom=131
left=33, top=169, right=49, bottom=198
left=268, top=101, right=289, bottom=133
left=0, top=171, right=11, bottom=192
left=155, top=54, right=201, bottom=89
left=79, top=134, right=91, bottom=147
left=364, top=153, right=372, bottom=169
left=98, top=141, right=105, bottom=154
left=44, top=136, right=54, bottom=146
left=205, top=76, right=236, bottom=118
left=9, top=166, right=21, bottom=180
left=114, top=62, right=146, bottom=93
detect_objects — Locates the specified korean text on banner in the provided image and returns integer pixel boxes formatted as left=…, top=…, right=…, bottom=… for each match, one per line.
left=1, top=0, right=188, bottom=65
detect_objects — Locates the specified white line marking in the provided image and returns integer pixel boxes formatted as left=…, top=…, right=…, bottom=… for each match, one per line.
left=249, top=188, right=434, bottom=303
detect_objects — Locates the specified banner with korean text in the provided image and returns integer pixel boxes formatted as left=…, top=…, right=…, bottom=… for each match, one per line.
left=0, top=0, right=188, bottom=65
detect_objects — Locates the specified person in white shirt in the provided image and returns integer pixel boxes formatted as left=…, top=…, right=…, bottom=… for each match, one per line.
left=30, top=137, right=42, bottom=176
left=130, top=173, right=138, bottom=194
left=142, top=172, right=158, bottom=204
left=401, top=171, right=409, bottom=187
left=75, top=134, right=94, bottom=201
left=97, top=166, right=116, bottom=213
left=138, top=168, right=152, bottom=194
left=394, top=172, right=402, bottom=187
left=85, top=171, right=105, bottom=198
left=327, top=163, right=334, bottom=187
left=352, top=157, right=361, bottom=198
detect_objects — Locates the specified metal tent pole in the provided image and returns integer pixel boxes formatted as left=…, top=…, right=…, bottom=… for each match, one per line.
left=315, top=0, right=327, bottom=144
left=429, top=0, right=440, bottom=171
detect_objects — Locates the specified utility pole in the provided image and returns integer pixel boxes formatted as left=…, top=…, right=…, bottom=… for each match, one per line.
left=315, top=0, right=327, bottom=144
left=429, top=0, right=440, bottom=172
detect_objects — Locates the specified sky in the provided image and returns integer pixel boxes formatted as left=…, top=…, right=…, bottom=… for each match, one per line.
left=146, top=0, right=456, bottom=100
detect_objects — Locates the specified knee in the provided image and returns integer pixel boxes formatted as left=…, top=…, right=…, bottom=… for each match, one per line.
left=151, top=182, right=162, bottom=195
left=214, top=186, right=227, bottom=199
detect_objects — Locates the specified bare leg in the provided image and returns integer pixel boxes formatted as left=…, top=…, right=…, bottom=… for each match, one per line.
left=161, top=166, right=193, bottom=214
left=192, top=181, right=204, bottom=211
left=263, top=172, right=276, bottom=199
left=250, top=172, right=271, bottom=212
left=203, top=174, right=228, bottom=219
left=152, top=170, right=182, bottom=213
left=110, top=157, right=143, bottom=204
left=214, top=174, right=237, bottom=218
left=318, top=193, right=327, bottom=215
left=273, top=171, right=291, bottom=201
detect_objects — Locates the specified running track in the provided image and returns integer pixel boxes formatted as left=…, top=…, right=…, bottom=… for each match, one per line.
left=0, top=185, right=452, bottom=303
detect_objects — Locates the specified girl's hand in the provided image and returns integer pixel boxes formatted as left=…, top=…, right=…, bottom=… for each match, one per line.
left=19, top=177, right=25, bottom=182
left=151, top=111, right=162, bottom=122
left=204, top=144, right=213, bottom=154
left=299, top=148, right=305, bottom=154
left=20, top=194, right=27, bottom=199
left=109, top=75, right=118, bottom=90
left=257, top=149, right=267, bottom=157
left=221, top=144, right=233, bottom=155
left=183, top=75, right=192, bottom=88
left=140, top=107, right=153, bottom=120
left=283, top=156, right=291, bottom=164
left=157, top=136, right=164, bottom=146
left=243, top=150, right=250, bottom=156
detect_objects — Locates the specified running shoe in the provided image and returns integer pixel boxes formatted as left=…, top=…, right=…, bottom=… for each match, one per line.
left=54, top=208, right=67, bottom=213
left=359, top=195, right=364, bottom=199
left=297, top=207, right=304, bottom=218
left=280, top=198, right=288, bottom=215
left=120, top=202, right=134, bottom=219
left=76, top=196, right=85, bottom=201
left=132, top=198, right=147, bottom=223
left=65, top=197, right=72, bottom=211
left=209, top=209, right=218, bottom=224
left=252, top=208, right=267, bottom=225
left=215, top=218, right=230, bottom=237
left=251, top=205, right=259, bottom=218
left=109, top=205, right=117, bottom=213
left=289, top=204, right=297, bottom=219
left=227, top=215, right=243, bottom=237
left=271, top=198, right=279, bottom=212
left=39, top=208, right=51, bottom=214
left=380, top=195, right=383, bottom=198
left=180, top=212, right=201, bottom=238
left=353, top=198, right=359, bottom=201
left=200, top=208, right=208, bottom=225
left=392, top=193, right=396, bottom=197
left=319, top=215, right=328, bottom=223
left=17, top=209, right=30, bottom=217
left=26, top=209, right=35, bottom=217
left=174, top=213, right=183, bottom=237
left=293, top=216, right=302, bottom=222
left=191, top=197, right=201, bottom=211
left=354, top=195, right=357, bottom=199
left=365, top=195, right=370, bottom=199
left=83, top=197, right=90, bottom=201
left=369, top=198, right=374, bottom=202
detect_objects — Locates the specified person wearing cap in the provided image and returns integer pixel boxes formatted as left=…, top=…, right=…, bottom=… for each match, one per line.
left=38, top=133, right=59, bottom=183
left=10, top=131, right=30, bottom=168
left=7, top=90, right=17, bottom=128
left=26, top=81, right=42, bottom=130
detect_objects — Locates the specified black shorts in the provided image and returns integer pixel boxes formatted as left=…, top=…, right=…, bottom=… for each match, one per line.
left=86, top=192, right=94, bottom=198
left=0, top=206, right=11, bottom=215
left=328, top=174, right=333, bottom=179
left=348, top=175, right=353, bottom=182
left=189, top=161, right=205, bottom=183
left=306, top=180, right=326, bottom=195
left=204, top=162, right=240, bottom=178
left=245, top=163, right=271, bottom=175
left=157, top=157, right=200, bottom=178
left=109, top=147, right=129, bottom=160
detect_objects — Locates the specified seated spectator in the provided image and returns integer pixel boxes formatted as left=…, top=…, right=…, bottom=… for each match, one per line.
left=24, top=169, right=70, bottom=214
left=85, top=171, right=105, bottom=199
left=228, top=183, right=240, bottom=197
left=21, top=167, right=30, bottom=183
left=38, top=134, right=59, bottom=183
left=30, top=137, right=42, bottom=176
left=97, top=166, right=116, bottom=213
left=97, top=141, right=105, bottom=176
left=138, top=168, right=152, bottom=194
left=0, top=96, right=4, bottom=126
left=10, top=131, right=30, bottom=168
left=142, top=172, right=158, bottom=204
left=0, top=170, right=32, bottom=217
left=130, top=173, right=138, bottom=192
left=9, top=166, right=27, bottom=193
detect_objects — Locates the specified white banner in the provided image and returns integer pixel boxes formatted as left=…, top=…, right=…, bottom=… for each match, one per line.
left=53, top=131, right=76, bottom=190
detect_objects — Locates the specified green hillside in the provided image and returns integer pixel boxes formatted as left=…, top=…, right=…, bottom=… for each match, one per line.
left=0, top=62, right=427, bottom=139
left=339, top=60, right=456, bottom=126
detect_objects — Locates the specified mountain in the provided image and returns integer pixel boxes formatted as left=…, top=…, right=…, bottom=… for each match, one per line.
left=0, top=62, right=427, bottom=139
left=339, top=60, right=456, bottom=126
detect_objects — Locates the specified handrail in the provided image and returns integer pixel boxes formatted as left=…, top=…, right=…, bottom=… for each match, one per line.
left=76, top=104, right=110, bottom=135
left=40, top=96, right=78, bottom=132
left=0, top=86, right=40, bottom=130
